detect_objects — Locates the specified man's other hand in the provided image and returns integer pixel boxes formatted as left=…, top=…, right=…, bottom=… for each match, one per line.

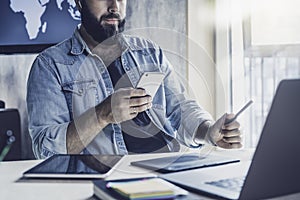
left=208, top=114, right=243, bottom=149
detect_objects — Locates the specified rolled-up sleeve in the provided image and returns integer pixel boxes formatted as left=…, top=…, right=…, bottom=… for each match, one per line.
left=160, top=48, right=214, bottom=148
left=27, top=55, right=70, bottom=159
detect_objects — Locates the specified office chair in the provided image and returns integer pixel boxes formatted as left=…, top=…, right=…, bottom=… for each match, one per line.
left=0, top=108, right=21, bottom=161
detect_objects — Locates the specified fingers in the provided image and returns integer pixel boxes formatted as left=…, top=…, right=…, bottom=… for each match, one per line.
left=216, top=140, right=242, bottom=149
left=207, top=113, right=243, bottom=149
left=218, top=128, right=242, bottom=149
left=116, top=88, right=152, bottom=107
left=119, top=88, right=147, bottom=98
left=222, top=135, right=242, bottom=143
left=130, top=103, right=152, bottom=115
left=222, top=129, right=241, bottom=137
left=128, top=90, right=152, bottom=115
left=129, top=95, right=152, bottom=107
left=213, top=113, right=243, bottom=149
left=108, top=88, right=153, bottom=123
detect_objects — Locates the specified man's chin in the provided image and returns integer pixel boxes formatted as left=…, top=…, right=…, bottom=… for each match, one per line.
left=87, top=20, right=125, bottom=44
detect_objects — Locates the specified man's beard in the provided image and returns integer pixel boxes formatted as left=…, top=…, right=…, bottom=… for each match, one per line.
left=80, top=4, right=126, bottom=44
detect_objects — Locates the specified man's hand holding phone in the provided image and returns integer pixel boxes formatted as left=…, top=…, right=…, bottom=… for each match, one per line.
left=208, top=113, right=243, bottom=149
left=97, top=88, right=152, bottom=124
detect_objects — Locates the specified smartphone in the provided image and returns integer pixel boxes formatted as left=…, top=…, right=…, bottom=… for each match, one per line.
left=136, top=72, right=165, bottom=97
left=225, top=100, right=253, bottom=124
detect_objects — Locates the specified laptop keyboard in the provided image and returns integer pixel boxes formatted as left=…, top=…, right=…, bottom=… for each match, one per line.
left=205, top=177, right=245, bottom=192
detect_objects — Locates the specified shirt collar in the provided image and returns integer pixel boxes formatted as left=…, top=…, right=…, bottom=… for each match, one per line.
left=70, top=25, right=144, bottom=56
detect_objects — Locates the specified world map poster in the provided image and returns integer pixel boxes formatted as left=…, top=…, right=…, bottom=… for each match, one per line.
left=0, top=0, right=80, bottom=47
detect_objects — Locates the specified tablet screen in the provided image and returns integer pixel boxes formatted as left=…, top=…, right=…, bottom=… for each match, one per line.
left=131, top=153, right=239, bottom=173
left=23, top=154, right=124, bottom=179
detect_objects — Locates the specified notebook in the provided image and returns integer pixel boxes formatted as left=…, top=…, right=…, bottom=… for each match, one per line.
left=23, top=154, right=124, bottom=179
left=160, top=79, right=300, bottom=199
left=93, top=177, right=188, bottom=200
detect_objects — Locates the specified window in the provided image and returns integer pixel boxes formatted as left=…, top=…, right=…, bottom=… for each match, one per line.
left=219, top=0, right=300, bottom=147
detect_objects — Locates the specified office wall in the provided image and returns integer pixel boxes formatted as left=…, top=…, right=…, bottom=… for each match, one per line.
left=0, top=55, right=35, bottom=159
left=188, top=0, right=216, bottom=117
left=0, top=0, right=187, bottom=159
left=126, top=0, right=187, bottom=80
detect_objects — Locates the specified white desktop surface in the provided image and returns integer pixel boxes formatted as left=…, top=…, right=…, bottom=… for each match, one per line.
left=0, top=149, right=299, bottom=200
left=0, top=153, right=161, bottom=200
left=0, top=149, right=249, bottom=200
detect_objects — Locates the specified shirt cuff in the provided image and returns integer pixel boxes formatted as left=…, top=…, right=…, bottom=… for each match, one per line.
left=193, top=120, right=214, bottom=145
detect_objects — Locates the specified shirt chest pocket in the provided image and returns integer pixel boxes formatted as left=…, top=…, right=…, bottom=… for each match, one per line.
left=62, top=79, right=98, bottom=117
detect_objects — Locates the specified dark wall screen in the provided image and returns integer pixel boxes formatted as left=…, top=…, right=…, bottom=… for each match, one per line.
left=0, top=0, right=80, bottom=54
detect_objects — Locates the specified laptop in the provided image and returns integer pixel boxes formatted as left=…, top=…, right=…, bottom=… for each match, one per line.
left=160, top=79, right=300, bottom=199
left=23, top=154, right=124, bottom=179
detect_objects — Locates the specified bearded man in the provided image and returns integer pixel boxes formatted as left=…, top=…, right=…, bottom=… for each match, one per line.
left=27, top=0, right=242, bottom=159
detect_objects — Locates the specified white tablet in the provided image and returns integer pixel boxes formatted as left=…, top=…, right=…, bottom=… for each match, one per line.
left=23, top=154, right=124, bottom=179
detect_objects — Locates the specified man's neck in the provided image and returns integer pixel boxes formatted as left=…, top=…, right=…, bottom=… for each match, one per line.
left=79, top=26, right=123, bottom=66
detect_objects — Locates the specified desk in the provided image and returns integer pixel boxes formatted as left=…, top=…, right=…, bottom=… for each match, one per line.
left=0, top=149, right=299, bottom=200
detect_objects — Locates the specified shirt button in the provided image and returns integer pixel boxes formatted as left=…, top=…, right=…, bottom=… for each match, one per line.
left=78, top=89, right=83, bottom=95
left=125, top=67, right=130, bottom=71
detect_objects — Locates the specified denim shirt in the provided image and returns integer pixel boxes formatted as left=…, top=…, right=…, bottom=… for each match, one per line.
left=27, top=29, right=213, bottom=159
